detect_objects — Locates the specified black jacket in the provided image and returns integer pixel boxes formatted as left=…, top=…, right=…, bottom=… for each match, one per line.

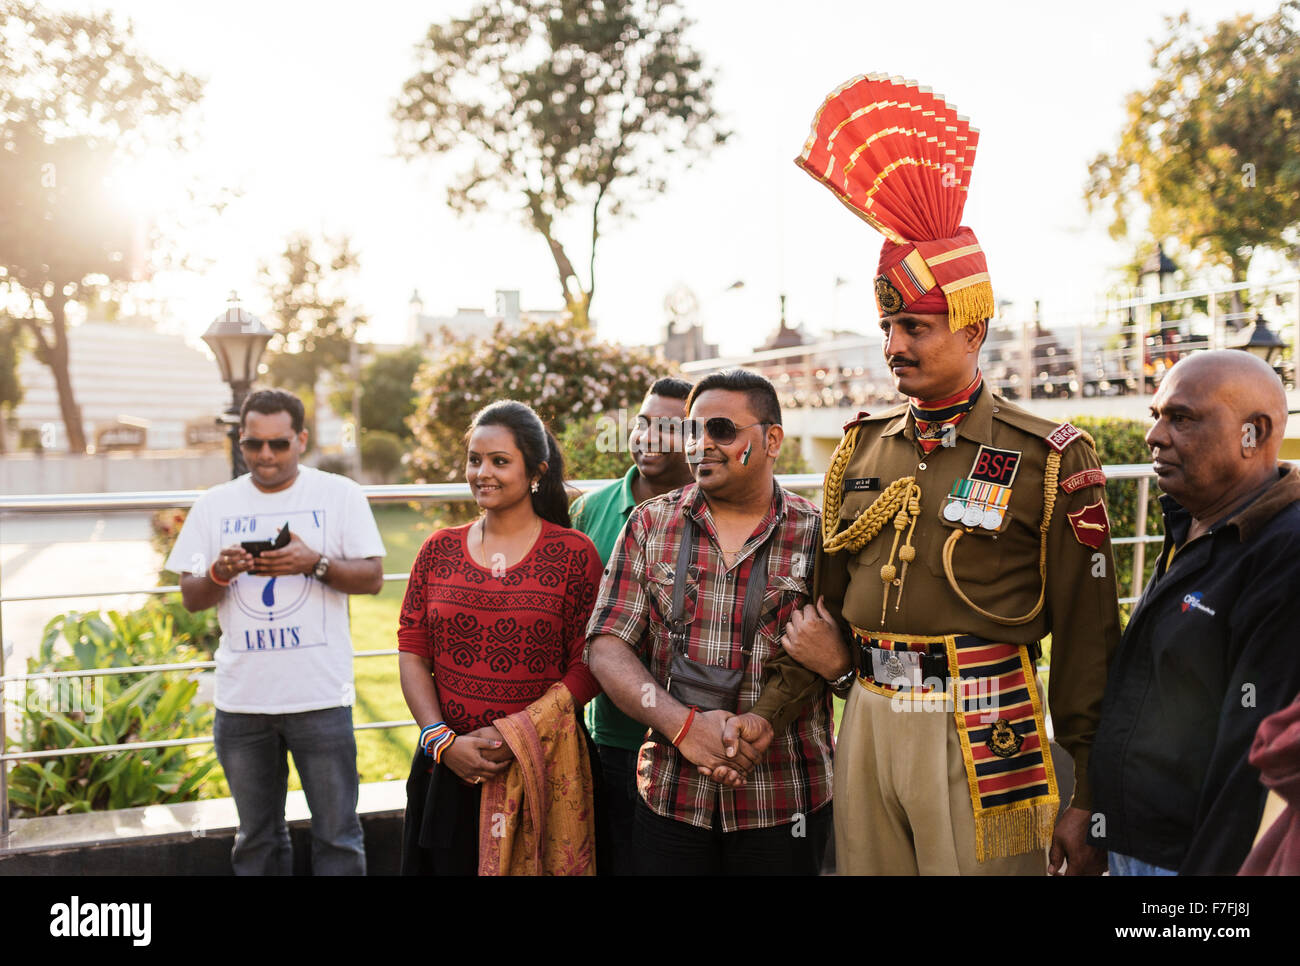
left=1089, top=465, right=1300, bottom=874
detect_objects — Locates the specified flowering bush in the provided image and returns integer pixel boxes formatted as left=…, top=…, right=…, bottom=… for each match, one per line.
left=407, top=319, right=663, bottom=483
left=151, top=507, right=188, bottom=585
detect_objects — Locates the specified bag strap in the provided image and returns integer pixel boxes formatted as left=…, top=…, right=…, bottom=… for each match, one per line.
left=670, top=510, right=780, bottom=668
left=738, top=533, right=774, bottom=664
left=669, top=514, right=696, bottom=653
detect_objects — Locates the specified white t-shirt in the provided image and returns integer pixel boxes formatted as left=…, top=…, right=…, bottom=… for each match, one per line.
left=165, top=466, right=386, bottom=714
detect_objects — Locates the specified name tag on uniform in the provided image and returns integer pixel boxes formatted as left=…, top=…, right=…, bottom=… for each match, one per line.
left=843, top=477, right=881, bottom=492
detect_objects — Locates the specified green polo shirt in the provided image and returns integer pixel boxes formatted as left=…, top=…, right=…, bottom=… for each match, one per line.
left=571, top=465, right=647, bottom=751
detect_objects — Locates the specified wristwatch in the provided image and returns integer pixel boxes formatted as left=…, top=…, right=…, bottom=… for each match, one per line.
left=312, top=555, right=331, bottom=581
left=828, top=661, right=858, bottom=697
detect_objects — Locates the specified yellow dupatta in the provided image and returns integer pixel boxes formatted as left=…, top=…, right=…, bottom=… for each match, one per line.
left=476, top=682, right=596, bottom=876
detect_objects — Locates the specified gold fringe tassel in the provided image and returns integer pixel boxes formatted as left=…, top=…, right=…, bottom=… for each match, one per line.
left=947, top=634, right=1060, bottom=863
left=975, top=799, right=1059, bottom=864
left=943, top=280, right=995, bottom=333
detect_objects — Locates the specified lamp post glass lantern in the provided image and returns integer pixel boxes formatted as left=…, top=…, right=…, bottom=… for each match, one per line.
left=201, top=294, right=273, bottom=478
left=1235, top=313, right=1287, bottom=368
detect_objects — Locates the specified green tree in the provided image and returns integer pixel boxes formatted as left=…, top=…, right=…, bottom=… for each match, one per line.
left=337, top=345, right=424, bottom=440
left=394, top=0, right=728, bottom=327
left=0, top=313, right=23, bottom=452
left=0, top=1, right=202, bottom=453
left=360, top=429, right=406, bottom=483
left=558, top=412, right=633, bottom=481
left=1070, top=416, right=1164, bottom=618
left=408, top=318, right=660, bottom=483
left=1085, top=3, right=1300, bottom=287
left=259, top=234, right=366, bottom=439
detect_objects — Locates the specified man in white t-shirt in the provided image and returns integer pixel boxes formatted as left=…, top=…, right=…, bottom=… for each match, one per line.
left=166, top=389, right=385, bottom=875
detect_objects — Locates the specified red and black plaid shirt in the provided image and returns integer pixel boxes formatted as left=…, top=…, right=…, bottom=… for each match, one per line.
left=586, top=482, right=833, bottom=832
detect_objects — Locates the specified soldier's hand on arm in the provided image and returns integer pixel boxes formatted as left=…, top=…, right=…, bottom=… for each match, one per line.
left=781, top=597, right=853, bottom=680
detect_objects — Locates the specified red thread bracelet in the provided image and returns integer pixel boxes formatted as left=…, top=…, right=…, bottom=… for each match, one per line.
left=672, top=706, right=699, bottom=747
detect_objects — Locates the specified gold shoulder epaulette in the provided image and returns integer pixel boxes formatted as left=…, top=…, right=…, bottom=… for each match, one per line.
left=841, top=402, right=906, bottom=434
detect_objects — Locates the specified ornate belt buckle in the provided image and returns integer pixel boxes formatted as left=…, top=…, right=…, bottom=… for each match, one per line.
left=871, top=647, right=922, bottom=688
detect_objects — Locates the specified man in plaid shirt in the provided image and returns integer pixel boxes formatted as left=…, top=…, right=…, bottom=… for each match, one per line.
left=586, top=369, right=834, bottom=875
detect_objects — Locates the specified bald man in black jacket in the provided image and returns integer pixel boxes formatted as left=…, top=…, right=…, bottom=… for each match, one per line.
left=1090, top=351, right=1300, bottom=875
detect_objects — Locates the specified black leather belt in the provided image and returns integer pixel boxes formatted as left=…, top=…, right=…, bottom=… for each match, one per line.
left=852, top=639, right=1042, bottom=686
left=855, top=642, right=949, bottom=683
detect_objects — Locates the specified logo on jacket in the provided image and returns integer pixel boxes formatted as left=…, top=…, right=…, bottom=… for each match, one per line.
left=1181, top=592, right=1217, bottom=617
left=1067, top=501, right=1110, bottom=549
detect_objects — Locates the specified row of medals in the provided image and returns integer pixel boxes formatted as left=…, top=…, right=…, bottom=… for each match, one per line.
left=942, top=479, right=1009, bottom=531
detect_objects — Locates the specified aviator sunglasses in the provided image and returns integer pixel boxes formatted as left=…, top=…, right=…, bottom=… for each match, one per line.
left=239, top=436, right=295, bottom=453
left=683, top=417, right=774, bottom=445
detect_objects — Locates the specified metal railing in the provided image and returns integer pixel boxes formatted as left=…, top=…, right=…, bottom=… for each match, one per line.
left=0, top=468, right=1157, bottom=839
left=681, top=276, right=1300, bottom=407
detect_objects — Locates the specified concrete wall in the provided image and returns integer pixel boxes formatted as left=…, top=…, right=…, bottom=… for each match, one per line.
left=0, top=812, right=403, bottom=876
left=0, top=451, right=230, bottom=495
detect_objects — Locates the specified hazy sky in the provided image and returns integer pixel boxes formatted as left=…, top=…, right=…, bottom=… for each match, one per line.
left=68, top=0, right=1286, bottom=355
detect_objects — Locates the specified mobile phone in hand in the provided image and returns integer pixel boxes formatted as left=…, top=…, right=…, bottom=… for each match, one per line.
left=241, top=523, right=290, bottom=557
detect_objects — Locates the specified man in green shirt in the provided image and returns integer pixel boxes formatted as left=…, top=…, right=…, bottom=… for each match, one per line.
left=570, top=376, right=694, bottom=875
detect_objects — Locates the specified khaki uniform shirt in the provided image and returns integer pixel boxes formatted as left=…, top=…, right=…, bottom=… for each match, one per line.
left=816, top=388, right=1122, bottom=808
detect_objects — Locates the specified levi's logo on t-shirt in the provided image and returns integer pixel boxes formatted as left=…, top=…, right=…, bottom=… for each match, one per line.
left=223, top=508, right=328, bottom=651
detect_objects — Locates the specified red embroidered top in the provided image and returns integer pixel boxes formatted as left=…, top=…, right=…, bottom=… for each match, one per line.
left=397, top=521, right=603, bottom=734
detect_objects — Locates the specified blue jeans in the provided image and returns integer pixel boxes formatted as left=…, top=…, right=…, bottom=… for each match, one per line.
left=1109, top=851, right=1177, bottom=876
left=214, top=706, right=365, bottom=875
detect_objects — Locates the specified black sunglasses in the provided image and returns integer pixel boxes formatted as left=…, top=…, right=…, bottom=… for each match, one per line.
left=239, top=436, right=294, bottom=453
left=683, top=418, right=773, bottom=446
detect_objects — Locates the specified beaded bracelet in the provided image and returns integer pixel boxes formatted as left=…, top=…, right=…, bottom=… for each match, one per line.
left=419, top=722, right=457, bottom=763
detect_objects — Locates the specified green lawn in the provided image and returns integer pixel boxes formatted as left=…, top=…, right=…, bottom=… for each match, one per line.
left=349, top=502, right=433, bottom=784
left=279, top=502, right=447, bottom=790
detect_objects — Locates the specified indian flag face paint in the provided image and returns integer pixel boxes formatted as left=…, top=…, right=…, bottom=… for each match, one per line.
left=741, top=442, right=753, bottom=465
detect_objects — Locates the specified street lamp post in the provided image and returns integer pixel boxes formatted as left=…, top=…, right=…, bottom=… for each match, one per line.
left=201, top=293, right=273, bottom=479
left=1234, top=312, right=1288, bottom=370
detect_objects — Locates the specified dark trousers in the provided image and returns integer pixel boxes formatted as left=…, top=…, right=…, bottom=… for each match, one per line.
left=401, top=750, right=481, bottom=876
left=595, top=745, right=639, bottom=876
left=632, top=796, right=831, bottom=876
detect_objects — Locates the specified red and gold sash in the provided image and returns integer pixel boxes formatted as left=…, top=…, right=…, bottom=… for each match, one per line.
left=854, top=629, right=1059, bottom=862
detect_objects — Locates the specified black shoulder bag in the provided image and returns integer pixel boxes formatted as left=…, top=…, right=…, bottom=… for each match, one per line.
left=664, top=515, right=774, bottom=713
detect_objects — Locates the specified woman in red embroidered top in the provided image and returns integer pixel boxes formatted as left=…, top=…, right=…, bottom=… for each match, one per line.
left=397, top=400, right=603, bottom=875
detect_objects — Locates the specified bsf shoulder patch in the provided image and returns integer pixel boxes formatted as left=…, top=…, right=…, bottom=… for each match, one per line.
left=1067, top=501, right=1110, bottom=548
left=1060, top=468, right=1107, bottom=494
left=1046, top=422, right=1083, bottom=452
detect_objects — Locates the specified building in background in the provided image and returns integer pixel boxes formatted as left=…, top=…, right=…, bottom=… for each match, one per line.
left=407, top=289, right=564, bottom=350
left=661, top=319, right=719, bottom=365
left=8, top=317, right=229, bottom=453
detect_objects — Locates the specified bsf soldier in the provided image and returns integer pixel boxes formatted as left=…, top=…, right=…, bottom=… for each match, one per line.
left=782, top=74, right=1122, bottom=875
